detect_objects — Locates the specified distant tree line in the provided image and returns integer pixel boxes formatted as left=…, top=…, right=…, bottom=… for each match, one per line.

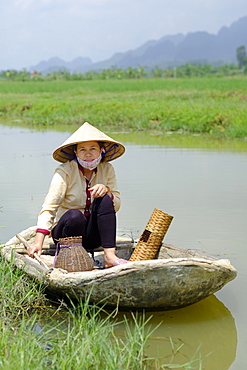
left=1, top=47, right=247, bottom=82
left=236, top=45, right=247, bottom=68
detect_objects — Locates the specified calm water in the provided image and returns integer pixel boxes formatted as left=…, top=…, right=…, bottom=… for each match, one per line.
left=1, top=124, right=246, bottom=369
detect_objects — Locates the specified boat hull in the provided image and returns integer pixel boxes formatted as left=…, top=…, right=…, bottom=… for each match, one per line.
left=1, top=227, right=237, bottom=310
left=45, top=258, right=237, bottom=310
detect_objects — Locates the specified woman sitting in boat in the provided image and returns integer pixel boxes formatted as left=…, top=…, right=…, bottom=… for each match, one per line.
left=27, top=121, right=128, bottom=268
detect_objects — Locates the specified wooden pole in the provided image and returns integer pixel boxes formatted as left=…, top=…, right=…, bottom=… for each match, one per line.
left=16, top=233, right=49, bottom=270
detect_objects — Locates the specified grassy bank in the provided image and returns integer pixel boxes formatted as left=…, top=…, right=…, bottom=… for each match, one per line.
left=0, top=255, right=149, bottom=369
left=0, top=255, right=204, bottom=369
left=0, top=255, right=150, bottom=369
left=0, top=77, right=247, bottom=139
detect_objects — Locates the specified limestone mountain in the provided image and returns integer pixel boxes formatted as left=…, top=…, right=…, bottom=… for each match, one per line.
left=29, top=16, right=247, bottom=74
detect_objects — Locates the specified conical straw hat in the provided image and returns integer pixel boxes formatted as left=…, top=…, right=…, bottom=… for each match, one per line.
left=53, top=122, right=125, bottom=163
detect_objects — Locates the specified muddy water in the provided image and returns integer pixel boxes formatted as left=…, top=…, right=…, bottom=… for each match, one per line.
left=0, top=124, right=246, bottom=369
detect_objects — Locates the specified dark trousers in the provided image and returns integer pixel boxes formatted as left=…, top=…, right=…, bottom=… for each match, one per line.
left=52, top=195, right=116, bottom=250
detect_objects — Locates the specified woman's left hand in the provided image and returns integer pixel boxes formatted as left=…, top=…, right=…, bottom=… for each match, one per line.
left=89, top=184, right=109, bottom=198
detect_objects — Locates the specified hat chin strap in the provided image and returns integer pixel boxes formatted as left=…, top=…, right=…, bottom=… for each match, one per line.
left=76, top=154, right=102, bottom=170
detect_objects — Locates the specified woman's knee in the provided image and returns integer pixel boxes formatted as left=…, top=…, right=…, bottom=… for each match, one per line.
left=53, top=209, right=86, bottom=239
left=63, top=209, right=86, bottom=228
left=65, top=209, right=84, bottom=221
left=93, top=194, right=114, bottom=212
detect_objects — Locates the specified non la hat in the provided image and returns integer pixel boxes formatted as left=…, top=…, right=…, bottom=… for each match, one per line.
left=53, top=122, right=125, bottom=163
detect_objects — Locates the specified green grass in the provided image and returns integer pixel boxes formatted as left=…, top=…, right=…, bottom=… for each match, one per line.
left=0, top=255, right=151, bottom=369
left=0, top=255, right=47, bottom=322
left=0, top=77, right=247, bottom=139
left=0, top=254, right=204, bottom=369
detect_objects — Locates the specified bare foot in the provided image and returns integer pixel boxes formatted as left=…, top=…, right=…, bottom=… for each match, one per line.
left=104, top=247, right=129, bottom=268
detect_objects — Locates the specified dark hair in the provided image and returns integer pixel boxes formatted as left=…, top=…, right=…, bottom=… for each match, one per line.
left=98, top=141, right=105, bottom=149
left=98, top=141, right=106, bottom=162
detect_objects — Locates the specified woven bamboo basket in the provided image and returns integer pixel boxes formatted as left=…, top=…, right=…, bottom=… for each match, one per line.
left=54, top=237, right=94, bottom=272
left=129, top=208, right=173, bottom=261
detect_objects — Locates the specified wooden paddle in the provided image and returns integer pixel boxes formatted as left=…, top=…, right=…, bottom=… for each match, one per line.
left=16, top=233, right=49, bottom=269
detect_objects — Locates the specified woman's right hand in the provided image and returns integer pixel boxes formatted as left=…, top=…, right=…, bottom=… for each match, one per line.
left=27, top=232, right=45, bottom=258
left=27, top=243, right=42, bottom=258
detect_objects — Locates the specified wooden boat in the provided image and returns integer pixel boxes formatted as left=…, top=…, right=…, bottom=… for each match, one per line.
left=0, top=226, right=237, bottom=310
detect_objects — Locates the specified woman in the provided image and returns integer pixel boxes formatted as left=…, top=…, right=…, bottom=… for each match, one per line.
left=27, top=122, right=128, bottom=268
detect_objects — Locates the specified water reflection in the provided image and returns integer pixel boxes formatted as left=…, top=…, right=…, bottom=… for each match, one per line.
left=38, top=295, right=237, bottom=369
left=116, top=295, right=237, bottom=369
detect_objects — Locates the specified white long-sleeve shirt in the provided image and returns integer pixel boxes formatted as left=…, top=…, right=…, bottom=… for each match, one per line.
left=37, top=160, right=120, bottom=232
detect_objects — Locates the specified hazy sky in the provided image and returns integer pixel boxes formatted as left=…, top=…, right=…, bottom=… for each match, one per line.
left=1, top=0, right=247, bottom=70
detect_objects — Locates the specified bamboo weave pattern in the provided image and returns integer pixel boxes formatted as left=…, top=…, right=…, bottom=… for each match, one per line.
left=54, top=237, right=94, bottom=272
left=129, top=208, right=173, bottom=261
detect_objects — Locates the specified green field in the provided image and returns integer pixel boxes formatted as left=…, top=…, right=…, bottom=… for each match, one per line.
left=1, top=77, right=247, bottom=139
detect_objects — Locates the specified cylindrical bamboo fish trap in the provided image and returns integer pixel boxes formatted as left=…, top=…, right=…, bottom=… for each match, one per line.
left=129, top=208, right=173, bottom=261
left=53, top=236, right=94, bottom=272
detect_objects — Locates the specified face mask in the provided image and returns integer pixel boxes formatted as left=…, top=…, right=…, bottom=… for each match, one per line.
left=76, top=153, right=102, bottom=170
